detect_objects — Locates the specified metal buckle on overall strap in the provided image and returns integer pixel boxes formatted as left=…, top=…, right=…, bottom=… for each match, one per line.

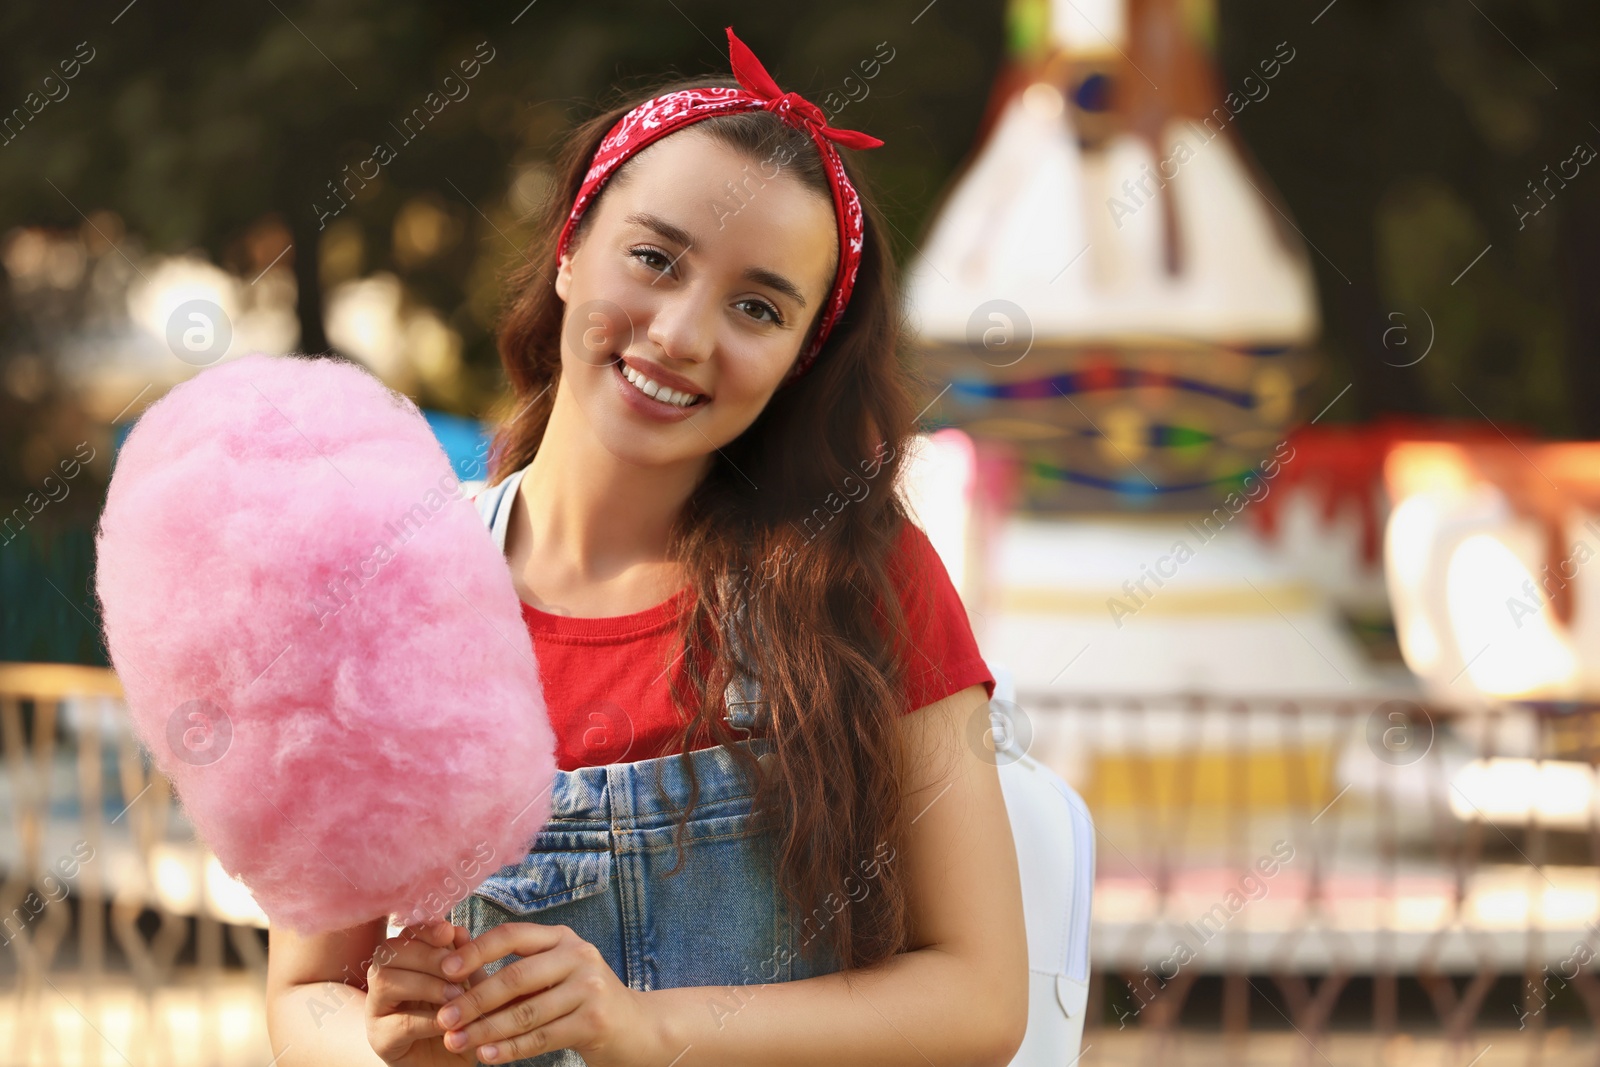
left=719, top=594, right=773, bottom=741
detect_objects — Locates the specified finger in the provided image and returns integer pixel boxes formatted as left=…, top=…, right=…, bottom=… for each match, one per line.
left=371, top=923, right=447, bottom=977
left=368, top=966, right=467, bottom=1015
left=460, top=999, right=591, bottom=1065
left=374, top=1005, right=457, bottom=1051
left=396, top=920, right=457, bottom=951
left=443, top=986, right=586, bottom=1060
left=373, top=927, right=461, bottom=979
left=441, top=921, right=564, bottom=985
left=452, top=923, right=491, bottom=988
left=440, top=950, right=573, bottom=1031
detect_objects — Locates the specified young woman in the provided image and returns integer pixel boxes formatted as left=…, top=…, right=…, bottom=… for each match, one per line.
left=266, top=27, right=1027, bottom=1067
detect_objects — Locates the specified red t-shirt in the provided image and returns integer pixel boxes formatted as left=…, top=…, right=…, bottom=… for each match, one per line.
left=487, top=509, right=995, bottom=771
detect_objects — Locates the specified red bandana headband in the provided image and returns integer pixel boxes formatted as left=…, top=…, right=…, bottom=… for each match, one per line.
left=555, top=26, right=884, bottom=383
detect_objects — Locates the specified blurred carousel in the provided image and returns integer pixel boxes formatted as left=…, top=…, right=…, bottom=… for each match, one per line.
left=894, top=0, right=1600, bottom=1044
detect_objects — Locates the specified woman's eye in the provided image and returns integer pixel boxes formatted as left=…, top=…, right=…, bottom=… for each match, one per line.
left=736, top=298, right=783, bottom=325
left=629, top=247, right=673, bottom=273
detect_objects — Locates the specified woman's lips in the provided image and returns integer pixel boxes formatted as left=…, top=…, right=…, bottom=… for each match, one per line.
left=618, top=355, right=711, bottom=402
left=611, top=357, right=708, bottom=422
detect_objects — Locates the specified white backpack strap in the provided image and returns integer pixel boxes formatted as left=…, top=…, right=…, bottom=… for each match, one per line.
left=472, top=465, right=528, bottom=550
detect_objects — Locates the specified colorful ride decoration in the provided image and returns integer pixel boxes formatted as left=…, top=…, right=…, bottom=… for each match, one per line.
left=906, top=0, right=1320, bottom=512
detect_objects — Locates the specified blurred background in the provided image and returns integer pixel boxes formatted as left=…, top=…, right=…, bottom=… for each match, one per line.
left=2, top=0, right=1597, bottom=1063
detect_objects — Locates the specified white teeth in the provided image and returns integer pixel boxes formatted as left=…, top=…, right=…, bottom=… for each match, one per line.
left=621, top=363, right=703, bottom=408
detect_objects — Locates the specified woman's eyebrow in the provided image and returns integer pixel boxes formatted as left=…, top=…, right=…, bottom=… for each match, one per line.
left=624, top=210, right=808, bottom=310
left=625, top=211, right=696, bottom=249
left=743, top=266, right=807, bottom=310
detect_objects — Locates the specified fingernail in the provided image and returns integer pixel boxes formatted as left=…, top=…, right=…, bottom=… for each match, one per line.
left=440, top=1005, right=461, bottom=1027
left=481, top=1045, right=499, bottom=1061
left=443, top=954, right=462, bottom=975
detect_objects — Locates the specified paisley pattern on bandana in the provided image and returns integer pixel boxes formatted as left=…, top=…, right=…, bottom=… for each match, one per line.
left=555, top=27, right=883, bottom=383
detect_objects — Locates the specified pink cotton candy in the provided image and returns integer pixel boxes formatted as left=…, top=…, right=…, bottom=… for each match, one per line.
left=94, top=352, right=556, bottom=936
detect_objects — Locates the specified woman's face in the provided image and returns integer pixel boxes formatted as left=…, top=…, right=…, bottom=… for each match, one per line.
left=552, top=127, right=838, bottom=468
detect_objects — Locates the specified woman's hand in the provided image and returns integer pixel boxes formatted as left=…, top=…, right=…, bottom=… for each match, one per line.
left=435, top=922, right=666, bottom=1066
left=365, top=920, right=490, bottom=1066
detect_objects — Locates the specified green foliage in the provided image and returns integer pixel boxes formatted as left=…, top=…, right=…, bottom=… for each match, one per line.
left=1217, top=0, right=1596, bottom=433
left=0, top=0, right=1007, bottom=413
left=0, top=522, right=108, bottom=666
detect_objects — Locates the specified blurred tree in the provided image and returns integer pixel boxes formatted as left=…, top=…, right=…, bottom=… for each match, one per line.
left=1217, top=0, right=1594, bottom=434
left=0, top=0, right=1005, bottom=418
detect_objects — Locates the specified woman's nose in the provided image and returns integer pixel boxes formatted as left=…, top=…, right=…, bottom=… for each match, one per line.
left=645, top=287, right=716, bottom=364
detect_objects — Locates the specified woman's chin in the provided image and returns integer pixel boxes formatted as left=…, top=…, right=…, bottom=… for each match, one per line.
left=585, top=409, right=713, bottom=468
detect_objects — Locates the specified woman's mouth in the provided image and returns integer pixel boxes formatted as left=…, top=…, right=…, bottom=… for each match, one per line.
left=613, top=358, right=708, bottom=410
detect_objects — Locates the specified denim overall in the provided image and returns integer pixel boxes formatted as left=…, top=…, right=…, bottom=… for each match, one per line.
left=449, top=466, right=840, bottom=1065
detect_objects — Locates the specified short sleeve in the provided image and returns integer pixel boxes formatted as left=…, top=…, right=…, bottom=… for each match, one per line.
left=884, top=519, right=996, bottom=715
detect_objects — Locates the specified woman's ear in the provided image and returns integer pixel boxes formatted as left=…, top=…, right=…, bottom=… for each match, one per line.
left=554, top=251, right=573, bottom=302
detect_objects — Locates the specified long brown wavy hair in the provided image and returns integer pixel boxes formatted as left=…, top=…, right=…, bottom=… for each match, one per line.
left=482, top=72, right=935, bottom=979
